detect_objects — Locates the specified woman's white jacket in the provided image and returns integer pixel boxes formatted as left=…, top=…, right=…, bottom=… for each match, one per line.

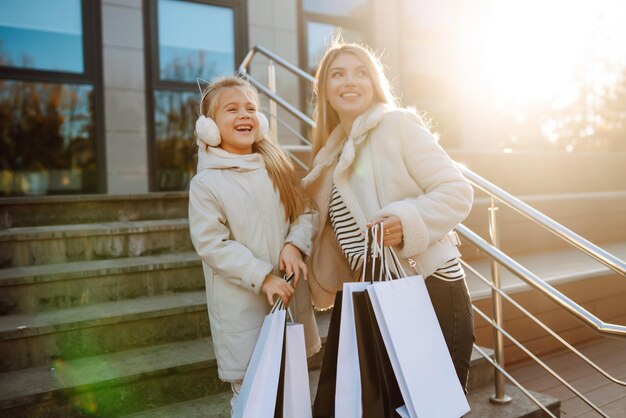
left=303, top=103, right=474, bottom=310
left=189, top=146, right=320, bottom=381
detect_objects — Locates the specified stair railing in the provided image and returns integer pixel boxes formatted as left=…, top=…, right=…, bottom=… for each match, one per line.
left=239, top=45, right=626, bottom=416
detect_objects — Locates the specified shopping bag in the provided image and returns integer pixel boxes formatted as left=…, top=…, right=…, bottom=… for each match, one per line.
left=352, top=289, right=403, bottom=418
left=367, top=275, right=470, bottom=418
left=312, top=291, right=342, bottom=418
left=335, top=281, right=370, bottom=418
left=232, top=308, right=287, bottom=418
left=352, top=291, right=404, bottom=418
left=283, top=322, right=312, bottom=418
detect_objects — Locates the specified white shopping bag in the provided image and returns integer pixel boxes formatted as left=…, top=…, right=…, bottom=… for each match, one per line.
left=283, top=323, right=312, bottom=418
left=232, top=309, right=286, bottom=418
left=335, top=281, right=371, bottom=418
left=368, top=276, right=470, bottom=418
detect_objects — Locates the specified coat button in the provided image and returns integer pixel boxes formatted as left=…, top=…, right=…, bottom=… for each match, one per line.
left=251, top=283, right=255, bottom=288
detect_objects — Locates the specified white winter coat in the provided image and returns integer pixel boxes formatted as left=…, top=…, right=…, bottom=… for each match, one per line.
left=303, top=103, right=474, bottom=310
left=189, top=146, right=320, bottom=381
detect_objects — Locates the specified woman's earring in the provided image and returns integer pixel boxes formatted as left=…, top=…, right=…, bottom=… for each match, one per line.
left=196, top=115, right=221, bottom=147
left=256, top=112, right=269, bottom=142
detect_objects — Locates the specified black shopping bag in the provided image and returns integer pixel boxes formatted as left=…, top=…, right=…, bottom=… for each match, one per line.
left=312, top=291, right=343, bottom=418
left=353, top=290, right=404, bottom=418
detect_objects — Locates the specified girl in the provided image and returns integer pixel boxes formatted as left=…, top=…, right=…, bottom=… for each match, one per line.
left=304, top=42, right=475, bottom=393
left=188, top=76, right=320, bottom=413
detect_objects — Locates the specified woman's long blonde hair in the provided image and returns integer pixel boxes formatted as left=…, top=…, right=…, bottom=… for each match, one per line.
left=311, top=41, right=397, bottom=159
left=199, top=76, right=310, bottom=222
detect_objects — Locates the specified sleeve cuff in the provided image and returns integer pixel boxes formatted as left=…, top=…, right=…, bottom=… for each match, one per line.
left=242, top=259, right=274, bottom=294
left=376, top=200, right=429, bottom=258
left=284, top=236, right=312, bottom=257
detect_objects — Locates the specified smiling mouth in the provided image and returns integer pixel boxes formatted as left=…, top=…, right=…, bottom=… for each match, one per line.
left=235, top=124, right=253, bottom=132
left=340, top=92, right=360, bottom=98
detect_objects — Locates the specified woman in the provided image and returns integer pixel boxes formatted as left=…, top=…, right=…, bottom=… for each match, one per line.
left=303, top=42, right=475, bottom=391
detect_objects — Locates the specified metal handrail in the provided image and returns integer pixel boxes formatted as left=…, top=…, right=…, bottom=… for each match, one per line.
left=461, top=259, right=626, bottom=386
left=239, top=45, right=316, bottom=127
left=240, top=45, right=315, bottom=84
left=457, top=224, right=626, bottom=337
left=472, top=305, right=610, bottom=417
left=239, top=44, right=626, bottom=338
left=240, top=46, right=626, bottom=279
left=459, top=166, right=626, bottom=277
left=472, top=345, right=557, bottom=417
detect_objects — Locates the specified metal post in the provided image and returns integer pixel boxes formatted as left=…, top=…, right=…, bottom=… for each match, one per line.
left=267, top=60, right=278, bottom=142
left=488, top=198, right=512, bottom=404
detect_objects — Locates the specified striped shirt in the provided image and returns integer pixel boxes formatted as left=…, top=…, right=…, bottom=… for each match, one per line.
left=329, top=185, right=366, bottom=273
left=328, top=184, right=465, bottom=281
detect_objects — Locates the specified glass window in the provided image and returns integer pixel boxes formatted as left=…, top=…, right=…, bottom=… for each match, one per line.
left=150, top=0, right=244, bottom=191
left=303, top=0, right=368, bottom=20
left=0, top=80, right=98, bottom=196
left=307, top=21, right=361, bottom=71
left=153, top=90, right=198, bottom=191
left=402, top=0, right=455, bottom=33
left=157, top=0, right=235, bottom=83
left=0, top=0, right=84, bottom=73
left=0, top=0, right=101, bottom=196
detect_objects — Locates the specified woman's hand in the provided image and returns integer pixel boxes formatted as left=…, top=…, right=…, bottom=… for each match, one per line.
left=279, top=243, right=308, bottom=288
left=261, top=274, right=295, bottom=306
left=367, top=216, right=403, bottom=246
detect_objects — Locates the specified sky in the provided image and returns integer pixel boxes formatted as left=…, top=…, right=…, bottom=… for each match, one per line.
left=482, top=0, right=626, bottom=107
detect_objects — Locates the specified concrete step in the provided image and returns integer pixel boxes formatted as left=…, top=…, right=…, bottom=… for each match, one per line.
left=0, top=337, right=226, bottom=418
left=0, top=219, right=194, bottom=268
left=121, top=381, right=560, bottom=418
left=118, top=348, right=523, bottom=418
left=0, top=298, right=499, bottom=418
left=0, top=327, right=500, bottom=418
left=0, top=192, right=188, bottom=229
left=0, top=291, right=209, bottom=372
left=122, top=392, right=232, bottom=418
left=0, top=252, right=203, bottom=315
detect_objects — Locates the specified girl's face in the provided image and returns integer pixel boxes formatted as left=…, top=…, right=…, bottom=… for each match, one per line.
left=214, top=87, right=259, bottom=155
left=325, top=52, right=374, bottom=124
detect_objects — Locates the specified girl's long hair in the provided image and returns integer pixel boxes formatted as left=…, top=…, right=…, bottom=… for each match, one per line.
left=199, top=76, right=310, bottom=222
left=312, top=41, right=397, bottom=160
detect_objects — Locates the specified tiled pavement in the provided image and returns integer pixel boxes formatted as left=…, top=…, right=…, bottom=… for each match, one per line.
left=508, top=337, right=626, bottom=417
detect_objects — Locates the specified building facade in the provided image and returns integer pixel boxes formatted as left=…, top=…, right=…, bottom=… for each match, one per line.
left=1, top=0, right=488, bottom=197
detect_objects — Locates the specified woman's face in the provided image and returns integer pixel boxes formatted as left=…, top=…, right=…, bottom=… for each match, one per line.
left=325, top=52, right=374, bottom=124
left=213, top=87, right=259, bottom=155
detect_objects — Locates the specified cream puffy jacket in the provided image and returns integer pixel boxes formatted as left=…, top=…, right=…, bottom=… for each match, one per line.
left=189, top=146, right=320, bottom=381
left=303, top=103, right=474, bottom=310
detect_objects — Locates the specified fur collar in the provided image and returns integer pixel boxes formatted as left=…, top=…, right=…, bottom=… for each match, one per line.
left=303, top=103, right=390, bottom=188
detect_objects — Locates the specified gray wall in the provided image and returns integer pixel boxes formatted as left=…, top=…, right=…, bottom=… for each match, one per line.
left=102, top=0, right=149, bottom=194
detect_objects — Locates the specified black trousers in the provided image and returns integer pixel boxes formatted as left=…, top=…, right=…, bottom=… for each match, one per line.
left=425, top=276, right=475, bottom=393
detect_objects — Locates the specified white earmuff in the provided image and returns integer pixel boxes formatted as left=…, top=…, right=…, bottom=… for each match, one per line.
left=195, top=115, right=221, bottom=147
left=196, top=112, right=269, bottom=147
left=257, top=112, right=269, bottom=141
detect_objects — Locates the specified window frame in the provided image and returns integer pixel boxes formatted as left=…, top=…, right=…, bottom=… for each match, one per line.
left=297, top=0, right=371, bottom=117
left=144, top=0, right=248, bottom=191
left=0, top=0, right=106, bottom=194
left=298, top=9, right=368, bottom=74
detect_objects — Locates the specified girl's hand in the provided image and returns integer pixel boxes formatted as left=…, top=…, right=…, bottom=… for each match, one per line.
left=279, top=243, right=308, bottom=288
left=261, top=274, right=295, bottom=306
left=367, top=216, right=403, bottom=246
